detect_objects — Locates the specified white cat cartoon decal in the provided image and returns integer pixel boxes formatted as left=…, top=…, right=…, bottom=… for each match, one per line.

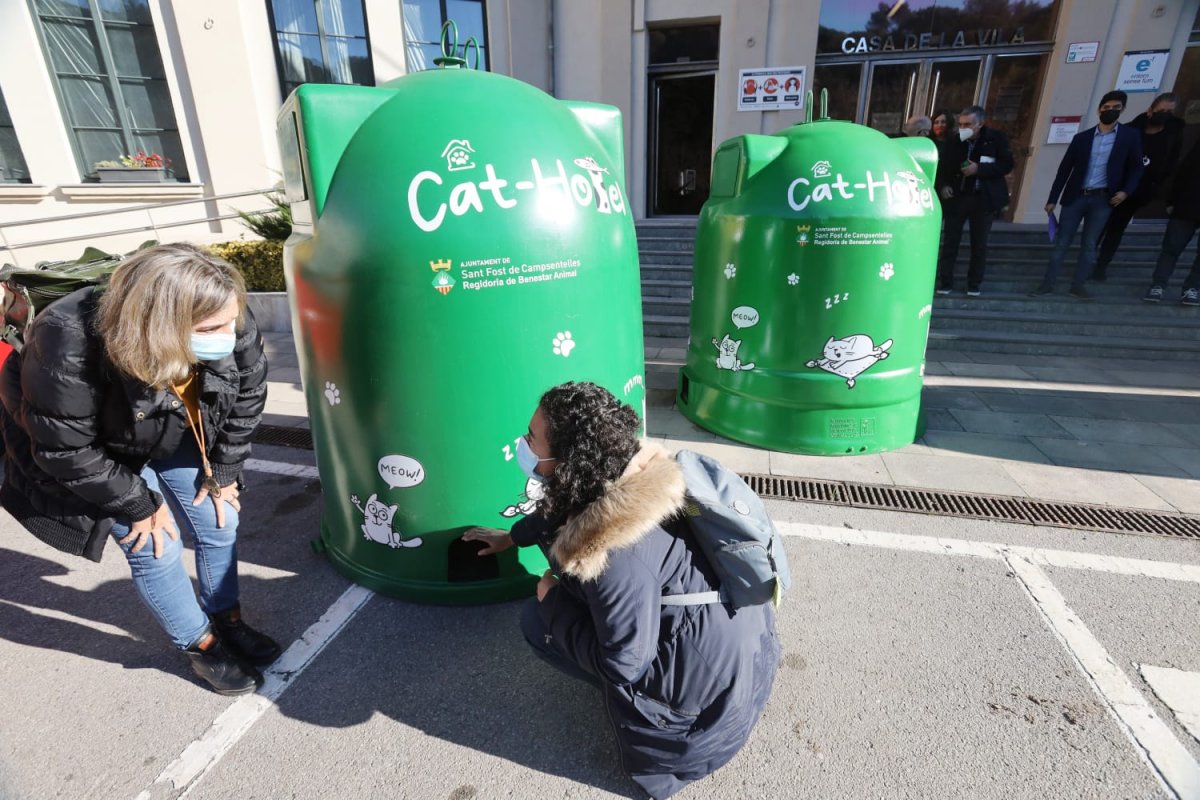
left=712, top=334, right=756, bottom=372
left=351, top=493, right=423, bottom=549
left=805, top=334, right=893, bottom=388
left=499, top=477, right=545, bottom=518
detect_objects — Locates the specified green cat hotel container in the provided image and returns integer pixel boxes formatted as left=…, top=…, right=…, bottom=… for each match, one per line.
left=276, top=45, right=645, bottom=604
left=678, top=95, right=941, bottom=455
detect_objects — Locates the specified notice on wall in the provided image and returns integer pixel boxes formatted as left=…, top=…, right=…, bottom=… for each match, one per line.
left=1047, top=116, right=1082, bottom=144
left=738, top=67, right=805, bottom=112
left=1065, top=41, right=1099, bottom=63
left=1115, top=50, right=1169, bottom=93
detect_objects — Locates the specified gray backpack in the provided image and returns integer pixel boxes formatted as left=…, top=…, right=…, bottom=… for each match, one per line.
left=663, top=450, right=791, bottom=609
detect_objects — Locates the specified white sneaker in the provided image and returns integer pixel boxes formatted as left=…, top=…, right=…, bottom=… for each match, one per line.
left=1182, top=288, right=1199, bottom=307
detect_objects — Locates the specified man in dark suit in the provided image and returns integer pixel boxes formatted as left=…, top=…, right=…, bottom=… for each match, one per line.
left=935, top=105, right=1014, bottom=296
left=1034, top=90, right=1144, bottom=299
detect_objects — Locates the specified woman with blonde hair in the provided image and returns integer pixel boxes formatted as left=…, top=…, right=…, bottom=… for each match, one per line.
left=0, top=243, right=277, bottom=695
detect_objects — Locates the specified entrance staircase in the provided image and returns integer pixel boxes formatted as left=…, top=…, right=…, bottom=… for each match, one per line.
left=637, top=219, right=1200, bottom=370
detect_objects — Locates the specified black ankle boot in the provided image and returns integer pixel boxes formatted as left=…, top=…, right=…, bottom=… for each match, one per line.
left=186, top=634, right=261, bottom=696
left=210, top=607, right=282, bottom=667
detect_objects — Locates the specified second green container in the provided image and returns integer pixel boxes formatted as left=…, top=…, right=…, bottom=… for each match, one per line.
left=678, top=116, right=941, bottom=455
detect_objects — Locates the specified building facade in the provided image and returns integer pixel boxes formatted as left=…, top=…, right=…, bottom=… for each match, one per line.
left=2, top=0, right=1198, bottom=263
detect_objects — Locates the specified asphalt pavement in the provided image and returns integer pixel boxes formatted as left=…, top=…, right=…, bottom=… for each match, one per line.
left=0, top=335, right=1198, bottom=800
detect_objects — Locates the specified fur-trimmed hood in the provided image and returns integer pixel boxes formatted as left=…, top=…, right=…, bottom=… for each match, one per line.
left=550, top=442, right=686, bottom=581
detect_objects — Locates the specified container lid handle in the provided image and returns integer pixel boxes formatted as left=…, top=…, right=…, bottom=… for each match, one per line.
left=435, top=20, right=467, bottom=68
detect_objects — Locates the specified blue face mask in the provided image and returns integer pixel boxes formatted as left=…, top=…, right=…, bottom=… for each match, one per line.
left=191, top=332, right=236, bottom=361
left=516, top=435, right=554, bottom=483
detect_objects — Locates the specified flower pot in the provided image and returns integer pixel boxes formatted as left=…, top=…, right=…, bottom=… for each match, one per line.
left=95, top=167, right=168, bottom=183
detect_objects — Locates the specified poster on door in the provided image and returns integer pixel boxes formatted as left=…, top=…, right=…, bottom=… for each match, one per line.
left=738, top=67, right=805, bottom=112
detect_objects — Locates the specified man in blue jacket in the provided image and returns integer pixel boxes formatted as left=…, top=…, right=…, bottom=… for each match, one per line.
left=1033, top=91, right=1144, bottom=299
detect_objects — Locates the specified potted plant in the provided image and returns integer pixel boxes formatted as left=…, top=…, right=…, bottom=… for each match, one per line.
left=94, top=151, right=171, bottom=183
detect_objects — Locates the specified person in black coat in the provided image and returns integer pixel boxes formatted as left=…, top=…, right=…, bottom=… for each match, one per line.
left=1144, top=138, right=1200, bottom=305
left=0, top=243, right=278, bottom=695
left=1035, top=90, right=1144, bottom=299
left=930, top=108, right=959, bottom=205
left=935, top=105, right=1014, bottom=296
left=464, top=382, right=781, bottom=799
left=1094, top=92, right=1185, bottom=280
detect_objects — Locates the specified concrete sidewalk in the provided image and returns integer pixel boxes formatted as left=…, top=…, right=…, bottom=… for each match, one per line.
left=263, top=331, right=1200, bottom=516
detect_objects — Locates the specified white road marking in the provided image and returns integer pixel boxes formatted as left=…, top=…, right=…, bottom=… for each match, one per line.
left=1141, top=665, right=1200, bottom=746
left=244, top=458, right=319, bottom=479
left=134, top=584, right=374, bottom=800
left=775, top=521, right=1200, bottom=800
left=1007, top=555, right=1200, bottom=800
left=775, top=522, right=1200, bottom=584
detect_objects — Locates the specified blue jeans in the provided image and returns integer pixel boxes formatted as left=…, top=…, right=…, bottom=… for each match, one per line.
left=1045, top=193, right=1113, bottom=287
left=1150, top=217, right=1200, bottom=291
left=109, top=437, right=241, bottom=650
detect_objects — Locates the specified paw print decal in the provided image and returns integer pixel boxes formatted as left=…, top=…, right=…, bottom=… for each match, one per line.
left=324, top=381, right=341, bottom=406
left=723, top=263, right=736, bottom=279
left=787, top=273, right=799, bottom=286
left=553, top=331, right=575, bottom=358
left=880, top=263, right=895, bottom=280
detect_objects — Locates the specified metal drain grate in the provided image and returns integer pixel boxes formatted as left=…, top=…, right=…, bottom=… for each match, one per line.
left=246, top=426, right=1198, bottom=541
left=253, top=424, right=314, bottom=450
left=741, top=473, right=1200, bottom=541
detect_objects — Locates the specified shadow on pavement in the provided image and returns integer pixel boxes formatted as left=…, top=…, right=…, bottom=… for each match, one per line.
left=268, top=596, right=644, bottom=798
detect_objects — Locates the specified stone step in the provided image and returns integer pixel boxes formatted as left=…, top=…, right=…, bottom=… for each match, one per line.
left=928, top=308, right=1199, bottom=340
left=934, top=293, right=1200, bottom=317
left=925, top=328, right=1200, bottom=360
left=645, top=289, right=1197, bottom=332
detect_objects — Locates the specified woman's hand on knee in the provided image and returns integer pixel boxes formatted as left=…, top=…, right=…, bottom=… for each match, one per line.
left=461, top=527, right=513, bottom=556
left=119, top=503, right=179, bottom=558
left=192, top=481, right=240, bottom=529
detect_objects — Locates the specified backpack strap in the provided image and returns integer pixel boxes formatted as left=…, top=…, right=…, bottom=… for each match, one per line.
left=661, top=589, right=723, bottom=606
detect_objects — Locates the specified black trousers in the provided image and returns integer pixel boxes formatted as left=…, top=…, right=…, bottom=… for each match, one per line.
left=1095, top=195, right=1146, bottom=273
left=937, top=193, right=994, bottom=291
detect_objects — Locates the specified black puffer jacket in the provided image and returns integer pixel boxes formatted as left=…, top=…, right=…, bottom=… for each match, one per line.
left=512, top=444, right=781, bottom=799
left=0, top=287, right=268, bottom=561
left=1168, top=139, right=1200, bottom=223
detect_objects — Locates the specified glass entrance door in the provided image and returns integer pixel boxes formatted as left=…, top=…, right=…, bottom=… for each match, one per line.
left=985, top=53, right=1049, bottom=220
left=926, top=58, right=982, bottom=119
left=649, top=72, right=715, bottom=216
left=865, top=61, right=919, bottom=135
left=863, top=57, right=983, bottom=135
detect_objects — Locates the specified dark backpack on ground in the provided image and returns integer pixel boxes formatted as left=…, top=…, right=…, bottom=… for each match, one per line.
left=0, top=244, right=147, bottom=352
left=663, top=449, right=791, bottom=609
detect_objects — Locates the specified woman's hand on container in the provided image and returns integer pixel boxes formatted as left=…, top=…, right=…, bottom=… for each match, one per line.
left=193, top=481, right=240, bottom=528
left=119, top=503, right=178, bottom=558
left=536, top=569, right=559, bottom=602
left=461, top=527, right=513, bottom=555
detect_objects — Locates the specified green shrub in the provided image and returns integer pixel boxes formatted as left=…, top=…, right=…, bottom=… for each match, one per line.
left=236, top=191, right=293, bottom=240
left=208, top=240, right=285, bottom=292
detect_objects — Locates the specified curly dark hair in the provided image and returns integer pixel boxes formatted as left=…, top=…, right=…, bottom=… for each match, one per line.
left=537, top=381, right=641, bottom=519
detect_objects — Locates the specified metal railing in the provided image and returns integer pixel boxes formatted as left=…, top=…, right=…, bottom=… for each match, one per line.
left=0, top=187, right=278, bottom=268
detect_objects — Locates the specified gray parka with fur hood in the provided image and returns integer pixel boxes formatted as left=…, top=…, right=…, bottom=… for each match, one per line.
left=511, top=443, right=781, bottom=799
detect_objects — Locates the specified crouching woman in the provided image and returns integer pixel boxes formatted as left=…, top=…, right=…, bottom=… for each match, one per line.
left=465, top=382, right=781, bottom=799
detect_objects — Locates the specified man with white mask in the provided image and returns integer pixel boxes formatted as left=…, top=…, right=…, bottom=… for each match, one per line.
left=935, top=105, right=1014, bottom=297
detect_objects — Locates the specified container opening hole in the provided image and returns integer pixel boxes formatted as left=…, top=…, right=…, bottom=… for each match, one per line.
left=448, top=536, right=499, bottom=582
